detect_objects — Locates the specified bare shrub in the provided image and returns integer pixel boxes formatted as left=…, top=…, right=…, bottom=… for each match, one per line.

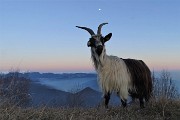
left=0, top=71, right=31, bottom=107
left=152, top=70, right=179, bottom=100
left=151, top=70, right=180, bottom=118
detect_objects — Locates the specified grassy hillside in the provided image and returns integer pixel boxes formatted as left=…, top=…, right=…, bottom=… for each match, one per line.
left=0, top=100, right=179, bottom=120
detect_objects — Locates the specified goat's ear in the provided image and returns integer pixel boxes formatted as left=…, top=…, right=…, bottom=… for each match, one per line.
left=104, top=33, right=112, bottom=42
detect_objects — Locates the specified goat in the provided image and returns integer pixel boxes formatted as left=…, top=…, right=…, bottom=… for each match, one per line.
left=76, top=23, right=152, bottom=108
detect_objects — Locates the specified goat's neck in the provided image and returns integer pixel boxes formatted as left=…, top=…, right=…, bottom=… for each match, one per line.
left=91, top=47, right=107, bottom=70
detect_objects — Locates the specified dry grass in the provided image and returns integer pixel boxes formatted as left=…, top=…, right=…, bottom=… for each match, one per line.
left=0, top=100, right=179, bottom=120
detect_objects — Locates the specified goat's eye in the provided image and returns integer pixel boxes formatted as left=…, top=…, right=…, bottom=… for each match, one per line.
left=88, top=38, right=96, bottom=47
left=100, top=37, right=105, bottom=45
left=89, top=38, right=95, bottom=41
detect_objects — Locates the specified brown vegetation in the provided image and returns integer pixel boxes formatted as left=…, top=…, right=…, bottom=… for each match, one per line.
left=0, top=72, right=31, bottom=107
left=152, top=70, right=179, bottom=100
left=0, top=100, right=179, bottom=120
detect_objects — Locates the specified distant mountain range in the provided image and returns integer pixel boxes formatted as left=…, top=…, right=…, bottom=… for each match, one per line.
left=24, top=72, right=97, bottom=80
left=24, top=72, right=99, bottom=107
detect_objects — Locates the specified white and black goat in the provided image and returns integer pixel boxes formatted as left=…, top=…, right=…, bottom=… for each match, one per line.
left=76, top=23, right=152, bottom=108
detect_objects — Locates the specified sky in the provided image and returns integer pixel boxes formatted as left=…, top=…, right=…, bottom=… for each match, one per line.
left=0, top=0, right=180, bottom=74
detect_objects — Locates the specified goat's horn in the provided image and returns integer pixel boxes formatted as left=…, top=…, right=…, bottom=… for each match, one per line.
left=97, top=23, right=108, bottom=35
left=76, top=26, right=95, bottom=36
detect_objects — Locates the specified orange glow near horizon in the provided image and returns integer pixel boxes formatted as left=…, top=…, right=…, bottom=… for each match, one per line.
left=146, top=59, right=180, bottom=71
left=1, top=61, right=180, bottom=73
left=0, top=54, right=180, bottom=73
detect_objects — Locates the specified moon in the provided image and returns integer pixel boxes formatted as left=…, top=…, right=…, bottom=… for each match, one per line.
left=98, top=8, right=101, bottom=11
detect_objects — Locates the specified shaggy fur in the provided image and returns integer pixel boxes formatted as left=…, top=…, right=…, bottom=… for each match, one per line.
left=91, top=48, right=133, bottom=102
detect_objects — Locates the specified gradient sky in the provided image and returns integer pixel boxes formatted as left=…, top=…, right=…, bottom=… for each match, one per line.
left=0, top=0, right=180, bottom=73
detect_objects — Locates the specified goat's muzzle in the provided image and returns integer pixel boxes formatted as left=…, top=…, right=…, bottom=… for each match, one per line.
left=96, top=45, right=103, bottom=56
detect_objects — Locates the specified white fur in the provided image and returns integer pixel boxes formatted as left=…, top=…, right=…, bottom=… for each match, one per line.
left=91, top=47, right=133, bottom=101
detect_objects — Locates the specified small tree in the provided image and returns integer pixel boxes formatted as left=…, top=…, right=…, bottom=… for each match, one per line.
left=152, top=70, right=179, bottom=100
left=152, top=70, right=179, bottom=118
left=0, top=72, right=31, bottom=107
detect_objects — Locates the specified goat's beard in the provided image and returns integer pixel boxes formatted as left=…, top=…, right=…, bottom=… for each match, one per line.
left=91, top=48, right=105, bottom=70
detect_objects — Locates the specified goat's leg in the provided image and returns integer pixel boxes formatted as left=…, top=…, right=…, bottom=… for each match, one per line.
left=139, top=97, right=145, bottom=108
left=121, top=99, right=127, bottom=108
left=104, top=92, right=111, bottom=108
left=117, top=91, right=128, bottom=108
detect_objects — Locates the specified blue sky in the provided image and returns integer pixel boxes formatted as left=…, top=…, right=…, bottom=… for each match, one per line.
left=0, top=0, right=180, bottom=73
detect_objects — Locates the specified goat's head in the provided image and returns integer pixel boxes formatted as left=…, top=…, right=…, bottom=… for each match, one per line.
left=76, top=23, right=112, bottom=56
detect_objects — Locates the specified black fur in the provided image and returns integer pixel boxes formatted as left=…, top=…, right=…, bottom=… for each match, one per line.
left=122, top=58, right=152, bottom=108
left=104, top=92, right=111, bottom=108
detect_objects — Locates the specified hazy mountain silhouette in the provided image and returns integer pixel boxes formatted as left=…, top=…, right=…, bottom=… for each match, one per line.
left=29, top=80, right=123, bottom=108
left=29, top=81, right=72, bottom=107
left=29, top=81, right=103, bottom=107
